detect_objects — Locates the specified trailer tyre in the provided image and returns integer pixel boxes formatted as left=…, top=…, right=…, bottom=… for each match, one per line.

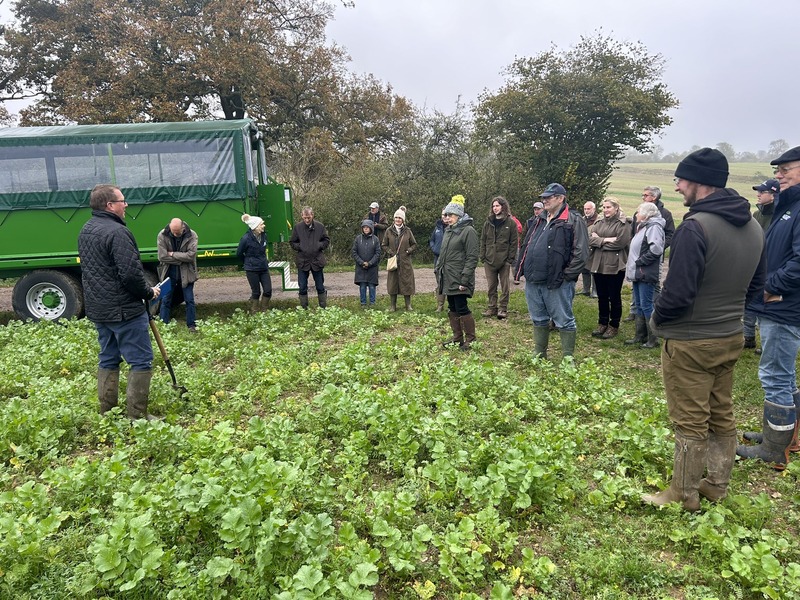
left=12, top=271, right=85, bottom=321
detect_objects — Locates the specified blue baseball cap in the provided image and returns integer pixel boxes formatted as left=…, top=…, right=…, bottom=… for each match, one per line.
left=752, top=179, right=780, bottom=194
left=540, top=183, right=567, bottom=198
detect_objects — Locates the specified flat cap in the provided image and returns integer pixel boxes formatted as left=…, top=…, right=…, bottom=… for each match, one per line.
left=770, top=146, right=800, bottom=165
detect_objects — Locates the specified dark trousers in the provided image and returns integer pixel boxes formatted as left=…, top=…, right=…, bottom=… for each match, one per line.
left=298, top=269, right=325, bottom=295
left=246, top=270, right=273, bottom=300
left=592, top=270, right=626, bottom=327
left=447, top=294, right=471, bottom=316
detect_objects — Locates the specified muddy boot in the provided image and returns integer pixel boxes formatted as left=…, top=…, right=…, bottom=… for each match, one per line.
left=642, top=433, right=707, bottom=512
left=299, top=294, right=309, bottom=310
left=560, top=329, right=577, bottom=358
left=389, top=295, right=397, bottom=312
left=533, top=326, right=550, bottom=359
left=126, top=370, right=160, bottom=421
left=248, top=299, right=259, bottom=313
left=98, top=368, right=120, bottom=414
left=482, top=306, right=498, bottom=318
left=461, top=314, right=476, bottom=350
left=404, top=295, right=412, bottom=311
left=497, top=306, right=508, bottom=319
left=641, top=320, right=659, bottom=349
left=743, top=337, right=756, bottom=349
left=698, top=432, right=737, bottom=502
left=259, top=296, right=271, bottom=311
left=318, top=291, right=328, bottom=309
left=444, top=311, right=463, bottom=348
left=625, top=315, right=647, bottom=345
left=737, top=400, right=795, bottom=470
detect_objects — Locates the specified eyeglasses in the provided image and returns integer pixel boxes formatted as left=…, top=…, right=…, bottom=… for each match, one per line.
left=673, top=177, right=682, bottom=184
left=773, top=164, right=800, bottom=175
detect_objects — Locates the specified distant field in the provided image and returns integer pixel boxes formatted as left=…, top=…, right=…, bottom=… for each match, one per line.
left=606, top=162, right=774, bottom=222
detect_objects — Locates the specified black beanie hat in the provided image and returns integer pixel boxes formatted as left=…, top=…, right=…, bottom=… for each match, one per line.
left=674, top=148, right=729, bottom=188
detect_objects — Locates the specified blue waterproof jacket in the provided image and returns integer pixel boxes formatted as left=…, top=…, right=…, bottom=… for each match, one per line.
left=749, top=183, right=800, bottom=324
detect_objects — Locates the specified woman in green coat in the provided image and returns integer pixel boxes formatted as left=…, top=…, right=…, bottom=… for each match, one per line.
left=436, top=195, right=479, bottom=349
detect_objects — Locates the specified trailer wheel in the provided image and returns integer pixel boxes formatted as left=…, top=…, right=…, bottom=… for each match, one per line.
left=12, top=271, right=85, bottom=321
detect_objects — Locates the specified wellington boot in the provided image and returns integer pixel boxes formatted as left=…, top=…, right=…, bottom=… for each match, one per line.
left=318, top=291, right=328, bottom=309
left=461, top=314, right=476, bottom=350
left=623, top=312, right=636, bottom=322
left=737, top=401, right=795, bottom=470
left=559, top=329, right=577, bottom=358
left=533, top=326, right=550, bottom=359
left=98, top=369, right=120, bottom=414
left=625, top=315, right=647, bottom=345
left=389, top=295, right=397, bottom=312
left=744, top=389, right=800, bottom=451
left=126, top=370, right=160, bottom=421
left=641, top=320, right=659, bottom=349
left=259, top=296, right=271, bottom=311
left=698, top=432, right=736, bottom=502
left=642, top=434, right=707, bottom=512
left=436, top=295, right=445, bottom=312
left=404, top=295, right=412, bottom=311
left=248, top=299, right=259, bottom=314
left=444, top=311, right=463, bottom=348
left=299, top=294, right=309, bottom=310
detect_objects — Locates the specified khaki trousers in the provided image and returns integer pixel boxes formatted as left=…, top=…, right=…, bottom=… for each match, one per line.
left=661, top=334, right=743, bottom=439
left=484, top=263, right=511, bottom=310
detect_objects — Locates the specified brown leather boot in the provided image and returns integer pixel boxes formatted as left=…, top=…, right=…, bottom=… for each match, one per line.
left=444, top=312, right=463, bottom=348
left=601, top=326, right=619, bottom=339
left=461, top=314, right=476, bottom=350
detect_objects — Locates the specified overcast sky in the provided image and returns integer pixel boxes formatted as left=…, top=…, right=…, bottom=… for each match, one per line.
left=2, top=1, right=791, bottom=155
left=326, top=0, right=791, bottom=154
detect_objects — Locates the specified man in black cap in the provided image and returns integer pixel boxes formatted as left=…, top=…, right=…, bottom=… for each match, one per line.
left=642, top=148, right=765, bottom=511
left=737, top=148, right=800, bottom=469
left=514, top=183, right=588, bottom=359
left=742, top=178, right=779, bottom=352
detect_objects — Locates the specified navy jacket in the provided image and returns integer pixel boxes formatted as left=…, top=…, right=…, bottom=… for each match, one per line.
left=749, top=184, right=800, bottom=325
left=237, top=230, right=269, bottom=272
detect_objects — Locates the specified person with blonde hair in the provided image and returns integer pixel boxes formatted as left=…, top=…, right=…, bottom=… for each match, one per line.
left=587, top=196, right=631, bottom=339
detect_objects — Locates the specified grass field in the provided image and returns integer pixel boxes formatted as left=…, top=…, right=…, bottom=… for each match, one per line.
left=607, top=162, right=775, bottom=222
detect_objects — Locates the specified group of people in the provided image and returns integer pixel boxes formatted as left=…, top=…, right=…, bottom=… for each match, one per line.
left=78, top=144, right=800, bottom=506
left=638, top=147, right=800, bottom=513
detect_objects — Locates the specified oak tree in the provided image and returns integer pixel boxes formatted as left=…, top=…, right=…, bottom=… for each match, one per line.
left=474, top=34, right=678, bottom=204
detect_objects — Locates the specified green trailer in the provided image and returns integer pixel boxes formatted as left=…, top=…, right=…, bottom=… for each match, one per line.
left=0, top=119, right=295, bottom=320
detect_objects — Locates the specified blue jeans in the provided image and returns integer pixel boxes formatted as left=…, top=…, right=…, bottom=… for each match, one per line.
left=743, top=310, right=758, bottom=339
left=758, top=318, right=800, bottom=409
left=632, top=281, right=655, bottom=319
left=160, top=282, right=196, bottom=327
left=95, top=312, right=153, bottom=371
left=524, top=280, right=576, bottom=331
left=298, top=269, right=325, bottom=295
left=359, top=283, right=376, bottom=305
